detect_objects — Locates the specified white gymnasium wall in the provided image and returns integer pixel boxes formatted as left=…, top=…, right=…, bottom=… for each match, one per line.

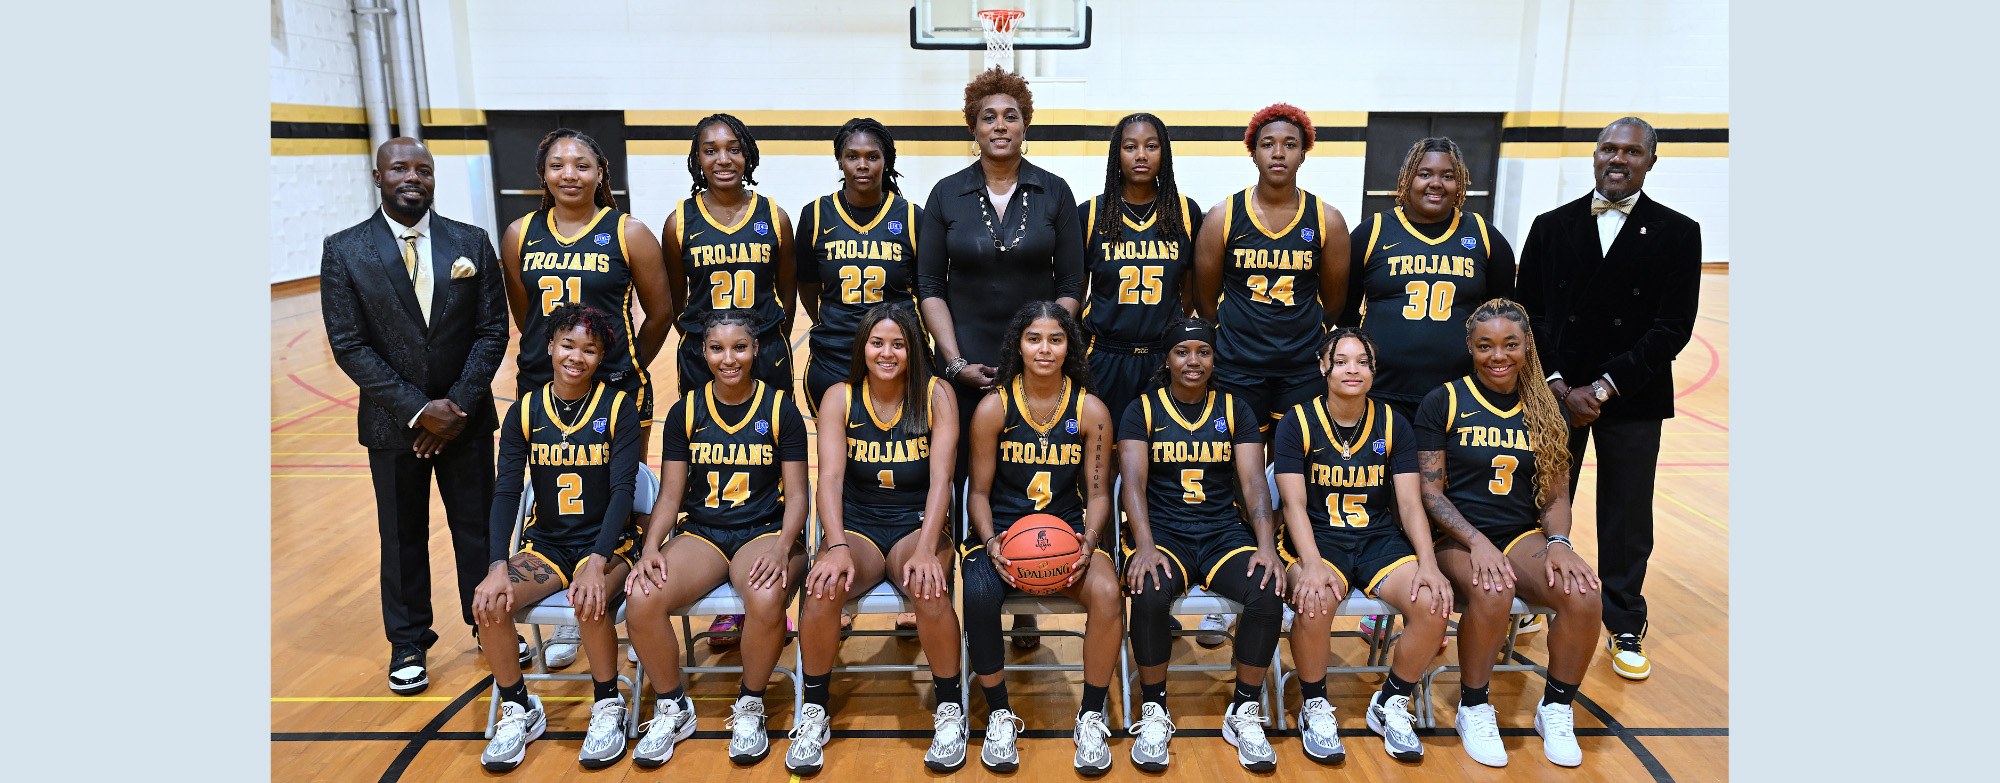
left=271, top=0, right=373, bottom=283
left=272, top=0, right=1730, bottom=281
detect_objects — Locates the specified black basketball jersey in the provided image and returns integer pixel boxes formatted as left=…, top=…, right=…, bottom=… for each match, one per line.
left=676, top=193, right=786, bottom=338
left=518, top=382, right=633, bottom=548
left=513, top=207, right=644, bottom=389
left=1357, top=208, right=1498, bottom=402
left=1128, top=388, right=1249, bottom=537
left=803, top=193, right=923, bottom=367
left=1081, top=194, right=1200, bottom=346
left=991, top=377, right=1088, bottom=529
left=1214, top=188, right=1328, bottom=374
left=840, top=378, right=937, bottom=508
left=1429, top=376, right=1542, bottom=533
left=677, top=380, right=790, bottom=528
left=1288, top=396, right=1405, bottom=545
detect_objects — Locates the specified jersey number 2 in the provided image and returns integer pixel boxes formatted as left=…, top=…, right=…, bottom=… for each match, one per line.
left=557, top=473, right=584, bottom=514
left=538, top=276, right=581, bottom=315
left=840, top=266, right=886, bottom=304
left=1246, top=275, right=1296, bottom=306
left=1400, top=280, right=1457, bottom=321
left=1118, top=266, right=1165, bottom=305
left=709, top=270, right=756, bottom=309
left=704, top=471, right=751, bottom=507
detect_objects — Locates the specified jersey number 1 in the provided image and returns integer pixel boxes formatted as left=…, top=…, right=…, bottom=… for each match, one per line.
left=538, top=276, right=581, bottom=315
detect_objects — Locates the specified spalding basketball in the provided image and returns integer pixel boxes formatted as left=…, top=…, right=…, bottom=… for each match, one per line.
left=999, top=514, right=1083, bottom=594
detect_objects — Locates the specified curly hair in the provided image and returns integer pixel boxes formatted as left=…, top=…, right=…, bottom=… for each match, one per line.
left=1394, top=137, right=1471, bottom=211
left=1464, top=299, right=1571, bottom=509
left=1096, top=112, right=1190, bottom=244
left=1244, top=103, right=1314, bottom=153
left=962, top=67, right=1035, bottom=127
left=535, top=129, right=618, bottom=211
left=687, top=113, right=760, bottom=196
left=993, top=301, right=1092, bottom=395
left=1317, top=326, right=1378, bottom=378
left=833, top=117, right=903, bottom=194
left=845, top=304, right=934, bottom=439
left=545, top=302, right=618, bottom=354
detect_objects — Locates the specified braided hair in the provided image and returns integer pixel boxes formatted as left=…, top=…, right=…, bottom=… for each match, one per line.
left=1317, top=326, right=1378, bottom=377
left=1394, top=137, right=1472, bottom=211
left=1095, top=113, right=1189, bottom=244
left=698, top=308, right=761, bottom=377
left=1464, top=299, right=1571, bottom=508
left=687, top=113, right=760, bottom=196
left=833, top=117, right=903, bottom=194
left=845, top=304, right=934, bottom=439
left=546, top=302, right=618, bottom=354
left=1244, top=103, right=1315, bottom=153
left=994, top=301, right=1093, bottom=396
left=535, top=129, right=618, bottom=211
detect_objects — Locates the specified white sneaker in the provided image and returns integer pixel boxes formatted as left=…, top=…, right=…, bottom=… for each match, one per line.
left=1129, top=702, right=1176, bottom=772
left=632, top=696, right=696, bottom=768
left=1221, top=701, right=1277, bottom=771
left=1366, top=691, right=1423, bottom=761
left=784, top=703, right=831, bottom=774
left=980, top=708, right=1024, bottom=772
left=1454, top=702, right=1507, bottom=767
left=544, top=625, right=581, bottom=670
left=1073, top=710, right=1113, bottom=776
left=727, top=695, right=771, bottom=765
left=1296, top=696, right=1345, bottom=764
left=1196, top=613, right=1233, bottom=648
left=627, top=643, right=639, bottom=664
left=1515, top=615, right=1545, bottom=635
left=481, top=695, right=546, bottom=772
left=1282, top=605, right=1296, bottom=633
left=578, top=696, right=628, bottom=768
left=1535, top=700, right=1582, bottom=766
left=924, top=702, right=969, bottom=772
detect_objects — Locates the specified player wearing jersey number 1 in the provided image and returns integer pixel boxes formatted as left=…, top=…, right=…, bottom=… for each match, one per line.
left=1415, top=299, right=1601, bottom=769
left=1195, top=104, right=1350, bottom=438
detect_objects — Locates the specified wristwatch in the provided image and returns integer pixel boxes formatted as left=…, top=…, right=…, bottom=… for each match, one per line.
left=1591, top=381, right=1609, bottom=402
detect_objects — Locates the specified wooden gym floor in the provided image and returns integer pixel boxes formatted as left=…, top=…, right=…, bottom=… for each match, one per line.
left=271, top=271, right=1728, bottom=782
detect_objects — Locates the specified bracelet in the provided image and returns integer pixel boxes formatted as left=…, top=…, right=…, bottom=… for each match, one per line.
left=1545, top=534, right=1574, bottom=550
left=944, top=357, right=969, bottom=380
left=824, top=543, right=849, bottom=552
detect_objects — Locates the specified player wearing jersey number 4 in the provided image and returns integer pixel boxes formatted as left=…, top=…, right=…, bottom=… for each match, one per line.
left=1416, top=299, right=1602, bottom=769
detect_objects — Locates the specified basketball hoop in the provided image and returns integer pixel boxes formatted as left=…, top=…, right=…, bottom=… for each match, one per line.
left=978, top=8, right=1026, bottom=73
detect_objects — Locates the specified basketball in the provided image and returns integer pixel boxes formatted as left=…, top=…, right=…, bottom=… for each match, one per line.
left=998, top=514, right=1084, bottom=594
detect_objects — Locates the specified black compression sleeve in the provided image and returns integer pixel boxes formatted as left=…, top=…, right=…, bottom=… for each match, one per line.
left=488, top=401, right=529, bottom=564
left=1413, top=386, right=1453, bottom=451
left=592, top=394, right=643, bottom=558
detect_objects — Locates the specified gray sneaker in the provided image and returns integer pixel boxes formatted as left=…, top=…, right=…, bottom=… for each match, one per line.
left=544, top=625, right=581, bottom=670
left=632, top=696, right=695, bottom=769
left=1128, top=702, right=1176, bottom=772
left=784, top=703, right=831, bottom=774
left=925, top=702, right=969, bottom=772
left=1073, top=710, right=1113, bottom=776
left=481, top=695, right=545, bottom=772
left=980, top=708, right=1024, bottom=772
left=1297, top=696, right=1346, bottom=764
left=726, top=695, right=771, bottom=765
left=579, top=697, right=628, bottom=768
left=1367, top=691, right=1423, bottom=761
left=1222, top=701, right=1276, bottom=771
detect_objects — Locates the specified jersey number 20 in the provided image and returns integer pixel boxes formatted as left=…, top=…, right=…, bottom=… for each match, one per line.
left=709, top=270, right=756, bottom=309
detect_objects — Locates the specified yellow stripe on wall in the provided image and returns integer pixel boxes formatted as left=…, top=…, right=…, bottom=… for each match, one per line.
left=1500, top=141, right=1729, bottom=159
left=625, top=108, right=1368, bottom=128
left=271, top=138, right=489, bottom=157
left=1502, top=111, right=1729, bottom=128
left=627, top=139, right=1366, bottom=158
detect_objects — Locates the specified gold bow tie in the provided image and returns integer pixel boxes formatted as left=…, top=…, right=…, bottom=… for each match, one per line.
left=1590, top=196, right=1634, bottom=216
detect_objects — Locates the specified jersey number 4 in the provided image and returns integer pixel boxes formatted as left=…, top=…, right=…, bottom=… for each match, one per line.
left=1401, top=280, right=1457, bottom=321
left=538, top=276, right=581, bottom=315
left=704, top=471, right=751, bottom=507
left=840, top=266, right=887, bottom=304
left=1117, top=266, right=1165, bottom=305
left=1322, top=494, right=1371, bottom=527
left=1246, top=275, right=1296, bottom=306
left=709, top=270, right=757, bottom=309
left=1027, top=471, right=1053, bottom=511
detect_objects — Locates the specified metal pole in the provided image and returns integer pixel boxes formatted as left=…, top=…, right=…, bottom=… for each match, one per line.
left=350, top=0, right=393, bottom=153
left=384, top=0, right=423, bottom=140
left=405, top=0, right=430, bottom=113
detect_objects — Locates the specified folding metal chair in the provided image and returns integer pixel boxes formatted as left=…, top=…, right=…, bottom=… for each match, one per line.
left=797, top=506, right=951, bottom=684
left=483, top=465, right=658, bottom=739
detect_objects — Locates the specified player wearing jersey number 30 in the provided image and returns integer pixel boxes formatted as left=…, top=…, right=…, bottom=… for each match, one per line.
left=1416, top=298, right=1601, bottom=769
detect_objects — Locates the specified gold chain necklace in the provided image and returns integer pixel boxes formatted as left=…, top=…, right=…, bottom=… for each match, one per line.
left=1022, top=377, right=1070, bottom=450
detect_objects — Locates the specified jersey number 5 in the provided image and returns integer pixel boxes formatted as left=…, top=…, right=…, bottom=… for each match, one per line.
left=1027, top=471, right=1053, bottom=511
left=1179, top=469, right=1205, bottom=503
left=1400, top=280, right=1457, bottom=321
left=704, top=471, right=751, bottom=507
left=840, top=266, right=886, bottom=304
left=1246, top=275, right=1297, bottom=306
left=538, top=276, right=581, bottom=315
left=557, top=473, right=584, bottom=514
left=1322, top=494, right=1370, bottom=527
left=1117, top=266, right=1165, bottom=305
left=709, top=269, right=756, bottom=309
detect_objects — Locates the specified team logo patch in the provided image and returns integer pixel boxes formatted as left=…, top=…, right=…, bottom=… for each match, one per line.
left=754, top=221, right=769, bottom=235
left=1214, top=417, right=1228, bottom=433
left=594, top=232, right=612, bottom=246
left=593, top=418, right=608, bottom=433
left=887, top=220, right=903, bottom=235
left=1065, top=419, right=1079, bottom=434
left=1301, top=228, right=1315, bottom=242
left=755, top=419, right=770, bottom=435
left=1372, top=438, right=1387, bottom=455
left=1460, top=236, right=1477, bottom=250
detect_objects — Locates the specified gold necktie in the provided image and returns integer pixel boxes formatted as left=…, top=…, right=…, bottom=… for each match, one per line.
left=402, top=230, right=433, bottom=324
left=1590, top=196, right=1634, bottom=216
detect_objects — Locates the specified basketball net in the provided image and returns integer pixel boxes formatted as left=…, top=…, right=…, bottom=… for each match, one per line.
left=979, top=9, right=1025, bottom=73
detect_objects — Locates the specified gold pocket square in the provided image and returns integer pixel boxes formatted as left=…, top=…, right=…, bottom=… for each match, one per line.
left=449, top=257, right=478, bottom=279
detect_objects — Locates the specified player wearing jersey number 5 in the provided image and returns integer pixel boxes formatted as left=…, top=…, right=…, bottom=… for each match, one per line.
left=622, top=310, right=811, bottom=770
left=1415, top=299, right=1600, bottom=769
left=1195, top=104, right=1350, bottom=437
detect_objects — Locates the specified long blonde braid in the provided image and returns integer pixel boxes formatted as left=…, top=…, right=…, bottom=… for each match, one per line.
left=1465, top=298, right=1571, bottom=509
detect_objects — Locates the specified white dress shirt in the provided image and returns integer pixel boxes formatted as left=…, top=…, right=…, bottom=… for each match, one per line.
left=383, top=209, right=435, bottom=427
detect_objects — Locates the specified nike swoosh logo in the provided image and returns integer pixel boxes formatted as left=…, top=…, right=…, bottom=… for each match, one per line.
left=1003, top=425, right=1020, bottom=434
left=1380, top=242, right=1399, bottom=250
left=525, top=238, right=542, bottom=246
left=688, top=231, right=704, bottom=241
left=822, top=227, right=838, bottom=235
left=533, top=426, right=548, bottom=433
left=695, top=425, right=710, bottom=434
left=1460, top=412, right=1478, bottom=419
left=848, top=421, right=866, bottom=428
left=1153, top=426, right=1169, bottom=433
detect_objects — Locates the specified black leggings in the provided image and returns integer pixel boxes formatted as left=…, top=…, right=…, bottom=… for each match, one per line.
left=962, top=547, right=1016, bottom=677
left=1129, top=559, right=1284, bottom=669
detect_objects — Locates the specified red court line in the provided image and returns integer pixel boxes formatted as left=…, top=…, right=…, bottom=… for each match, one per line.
left=271, top=400, right=353, bottom=432
left=1675, top=334, right=1720, bottom=399
left=289, top=374, right=359, bottom=409
left=1673, top=408, right=1729, bottom=431
left=286, top=330, right=308, bottom=348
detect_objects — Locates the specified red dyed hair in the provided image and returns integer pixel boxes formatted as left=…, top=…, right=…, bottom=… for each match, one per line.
left=1244, top=104, right=1314, bottom=152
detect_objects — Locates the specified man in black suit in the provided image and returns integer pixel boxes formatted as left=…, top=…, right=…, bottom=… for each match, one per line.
left=1516, top=117, right=1701, bottom=683
left=321, top=138, right=516, bottom=694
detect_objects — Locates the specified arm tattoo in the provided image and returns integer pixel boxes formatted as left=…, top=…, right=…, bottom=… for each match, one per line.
left=1417, top=450, right=1480, bottom=544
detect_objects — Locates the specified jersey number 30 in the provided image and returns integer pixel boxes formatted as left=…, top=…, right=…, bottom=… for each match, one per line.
left=1401, top=280, right=1457, bottom=321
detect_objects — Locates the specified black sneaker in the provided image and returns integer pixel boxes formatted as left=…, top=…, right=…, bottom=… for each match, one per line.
left=388, top=645, right=428, bottom=695
left=474, top=628, right=535, bottom=669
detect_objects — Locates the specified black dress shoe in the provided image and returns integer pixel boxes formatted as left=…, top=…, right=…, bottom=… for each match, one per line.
left=389, top=645, right=429, bottom=695
left=474, top=628, right=536, bottom=669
